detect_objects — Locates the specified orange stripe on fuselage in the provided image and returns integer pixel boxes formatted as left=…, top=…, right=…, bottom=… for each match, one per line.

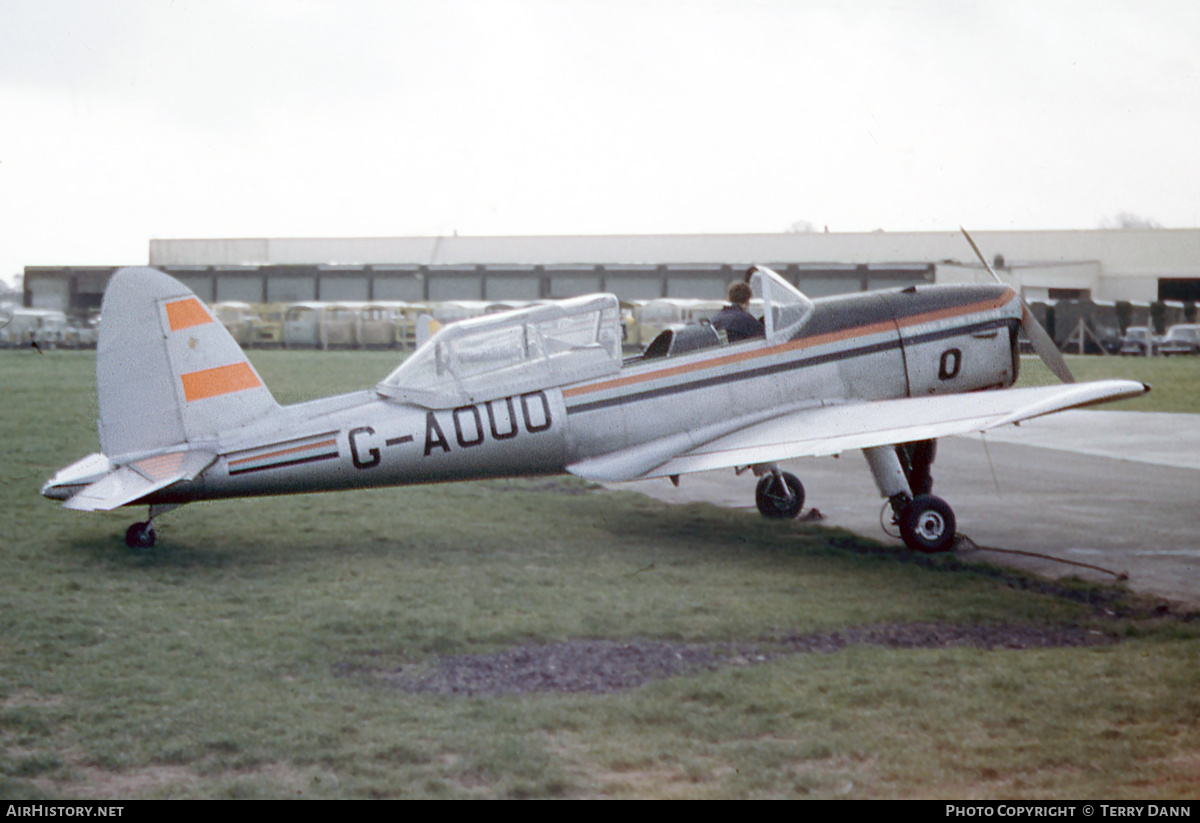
left=227, top=438, right=338, bottom=467
left=892, top=290, right=1015, bottom=333
left=166, top=298, right=214, bottom=332
left=564, top=290, right=1016, bottom=399
left=180, top=362, right=262, bottom=402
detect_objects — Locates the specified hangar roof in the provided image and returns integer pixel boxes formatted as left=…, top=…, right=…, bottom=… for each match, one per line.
left=148, top=229, right=1200, bottom=277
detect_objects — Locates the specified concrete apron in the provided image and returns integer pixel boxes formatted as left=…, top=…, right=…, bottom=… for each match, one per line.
left=605, top=411, right=1200, bottom=608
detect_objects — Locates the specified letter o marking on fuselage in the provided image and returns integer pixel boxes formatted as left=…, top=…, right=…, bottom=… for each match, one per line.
left=453, top=404, right=485, bottom=448
left=520, top=391, right=552, bottom=432
left=939, top=348, right=962, bottom=380
left=486, top=397, right=519, bottom=440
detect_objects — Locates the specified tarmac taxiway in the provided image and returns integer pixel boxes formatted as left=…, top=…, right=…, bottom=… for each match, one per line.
left=609, top=411, right=1200, bottom=607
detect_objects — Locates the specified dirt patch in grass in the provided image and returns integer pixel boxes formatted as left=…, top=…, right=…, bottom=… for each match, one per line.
left=375, top=623, right=1113, bottom=697
left=1, top=691, right=64, bottom=709
left=31, top=758, right=330, bottom=800
left=38, top=764, right=200, bottom=799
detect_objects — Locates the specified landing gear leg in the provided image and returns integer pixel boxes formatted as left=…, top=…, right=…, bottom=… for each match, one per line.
left=863, top=446, right=957, bottom=553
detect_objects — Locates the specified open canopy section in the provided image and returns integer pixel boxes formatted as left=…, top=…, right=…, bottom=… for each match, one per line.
left=748, top=266, right=814, bottom=342
left=377, top=294, right=623, bottom=408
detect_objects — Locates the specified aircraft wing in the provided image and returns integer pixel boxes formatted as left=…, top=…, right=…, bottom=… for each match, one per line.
left=567, top=379, right=1148, bottom=482
left=62, top=450, right=216, bottom=512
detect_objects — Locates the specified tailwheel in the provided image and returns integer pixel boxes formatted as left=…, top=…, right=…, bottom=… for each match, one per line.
left=755, top=472, right=805, bottom=519
left=898, top=494, right=956, bottom=553
left=125, top=521, right=156, bottom=551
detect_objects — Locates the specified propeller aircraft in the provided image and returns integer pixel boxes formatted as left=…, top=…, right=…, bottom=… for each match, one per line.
left=42, top=232, right=1148, bottom=552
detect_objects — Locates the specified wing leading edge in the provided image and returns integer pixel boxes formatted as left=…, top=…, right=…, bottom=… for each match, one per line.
left=566, top=379, right=1148, bottom=483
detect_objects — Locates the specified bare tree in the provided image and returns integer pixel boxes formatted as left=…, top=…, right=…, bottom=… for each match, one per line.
left=786, top=220, right=817, bottom=233
left=1099, top=212, right=1162, bottom=229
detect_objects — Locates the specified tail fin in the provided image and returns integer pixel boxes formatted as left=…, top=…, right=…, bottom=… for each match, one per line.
left=97, top=267, right=279, bottom=457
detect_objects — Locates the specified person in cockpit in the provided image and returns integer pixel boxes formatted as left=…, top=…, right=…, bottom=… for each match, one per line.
left=711, top=281, right=764, bottom=342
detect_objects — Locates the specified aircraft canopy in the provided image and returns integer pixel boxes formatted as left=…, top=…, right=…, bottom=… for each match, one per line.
left=748, top=266, right=814, bottom=342
left=377, top=294, right=622, bottom=408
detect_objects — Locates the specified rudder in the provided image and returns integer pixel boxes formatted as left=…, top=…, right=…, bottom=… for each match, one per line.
left=97, top=267, right=279, bottom=457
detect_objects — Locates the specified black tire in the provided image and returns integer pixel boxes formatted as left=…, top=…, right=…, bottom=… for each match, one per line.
left=899, top=495, right=956, bottom=553
left=125, top=521, right=156, bottom=551
left=755, top=472, right=805, bottom=519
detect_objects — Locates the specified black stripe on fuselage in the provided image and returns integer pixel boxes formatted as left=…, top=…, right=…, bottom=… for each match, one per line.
left=565, top=316, right=1013, bottom=415
left=227, top=451, right=340, bottom=476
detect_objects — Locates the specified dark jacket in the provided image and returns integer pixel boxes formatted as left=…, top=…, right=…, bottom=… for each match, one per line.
left=711, top=305, right=764, bottom=342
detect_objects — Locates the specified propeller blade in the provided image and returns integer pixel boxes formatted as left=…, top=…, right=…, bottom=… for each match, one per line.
left=1021, top=302, right=1075, bottom=384
left=960, top=228, right=1075, bottom=384
left=960, top=227, right=1004, bottom=285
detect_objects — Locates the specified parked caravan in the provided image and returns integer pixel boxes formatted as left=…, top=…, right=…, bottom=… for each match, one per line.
left=429, top=301, right=492, bottom=325
left=282, top=303, right=321, bottom=348
left=0, top=308, right=69, bottom=348
left=392, top=304, right=424, bottom=350
left=212, top=302, right=257, bottom=347
left=357, top=302, right=415, bottom=349
left=322, top=304, right=358, bottom=347
left=484, top=300, right=548, bottom=315
left=283, top=303, right=359, bottom=349
left=61, top=317, right=100, bottom=349
left=618, top=301, right=641, bottom=347
left=248, top=303, right=286, bottom=346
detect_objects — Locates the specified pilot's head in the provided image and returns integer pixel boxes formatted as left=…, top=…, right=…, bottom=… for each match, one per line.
left=727, top=281, right=752, bottom=308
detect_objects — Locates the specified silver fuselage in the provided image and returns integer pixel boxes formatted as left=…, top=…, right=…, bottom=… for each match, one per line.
left=125, top=284, right=1020, bottom=505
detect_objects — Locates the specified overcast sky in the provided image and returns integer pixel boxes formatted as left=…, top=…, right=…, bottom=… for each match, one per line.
left=2, top=0, right=1198, bottom=285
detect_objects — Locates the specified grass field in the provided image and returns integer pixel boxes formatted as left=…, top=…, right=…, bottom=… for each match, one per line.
left=2, top=349, right=1198, bottom=799
left=1015, top=353, right=1200, bottom=413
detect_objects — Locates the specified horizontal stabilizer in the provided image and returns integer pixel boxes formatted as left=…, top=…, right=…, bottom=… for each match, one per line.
left=568, top=379, right=1148, bottom=482
left=63, top=450, right=215, bottom=512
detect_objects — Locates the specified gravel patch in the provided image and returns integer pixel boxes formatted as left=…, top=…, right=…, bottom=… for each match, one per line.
left=376, top=623, right=1112, bottom=697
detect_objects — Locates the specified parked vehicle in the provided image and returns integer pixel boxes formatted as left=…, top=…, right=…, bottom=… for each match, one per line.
left=428, top=300, right=492, bottom=325
left=0, top=308, right=69, bottom=347
left=1159, top=324, right=1200, bottom=356
left=283, top=303, right=358, bottom=349
left=1119, top=326, right=1158, bottom=356
left=61, top=316, right=100, bottom=348
left=357, top=302, right=416, bottom=349
left=212, top=302, right=258, bottom=347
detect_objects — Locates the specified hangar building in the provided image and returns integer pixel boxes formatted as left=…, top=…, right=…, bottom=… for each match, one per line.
left=22, top=228, right=1200, bottom=316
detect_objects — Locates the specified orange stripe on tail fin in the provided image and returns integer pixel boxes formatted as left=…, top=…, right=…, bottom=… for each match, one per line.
left=180, top=362, right=263, bottom=402
left=96, top=268, right=280, bottom=456
left=165, top=298, right=214, bottom=331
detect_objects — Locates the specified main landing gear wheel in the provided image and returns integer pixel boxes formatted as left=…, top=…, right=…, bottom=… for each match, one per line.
left=125, top=521, right=156, bottom=551
left=898, top=494, right=956, bottom=553
left=755, top=472, right=805, bottom=519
